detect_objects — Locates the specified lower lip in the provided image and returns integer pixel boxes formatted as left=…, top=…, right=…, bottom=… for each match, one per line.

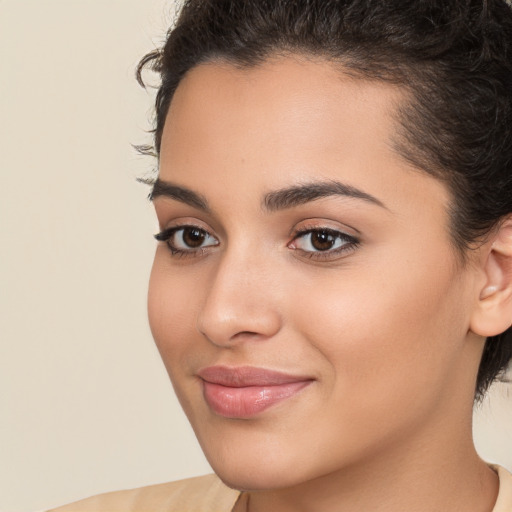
left=202, top=380, right=312, bottom=419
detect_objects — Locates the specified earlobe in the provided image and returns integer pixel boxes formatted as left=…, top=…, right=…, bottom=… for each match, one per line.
left=479, top=284, right=499, bottom=300
left=470, top=216, right=512, bottom=338
left=479, top=252, right=505, bottom=301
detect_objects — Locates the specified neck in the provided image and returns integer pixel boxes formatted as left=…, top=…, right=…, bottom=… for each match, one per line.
left=242, top=419, right=498, bottom=512
left=239, top=335, right=499, bottom=512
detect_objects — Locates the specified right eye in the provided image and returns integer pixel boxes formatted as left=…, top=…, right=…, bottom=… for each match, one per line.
left=154, top=226, right=219, bottom=256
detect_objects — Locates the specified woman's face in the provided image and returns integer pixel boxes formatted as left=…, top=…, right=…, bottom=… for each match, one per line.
left=148, top=57, right=483, bottom=489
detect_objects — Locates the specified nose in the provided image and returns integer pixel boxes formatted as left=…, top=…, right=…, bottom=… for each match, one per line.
left=196, top=247, right=282, bottom=347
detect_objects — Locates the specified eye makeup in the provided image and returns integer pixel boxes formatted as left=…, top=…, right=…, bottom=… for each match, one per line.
left=155, top=223, right=360, bottom=262
left=155, top=225, right=219, bottom=257
left=288, top=227, right=360, bottom=261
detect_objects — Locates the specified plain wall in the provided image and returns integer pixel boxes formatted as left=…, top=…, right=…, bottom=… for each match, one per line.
left=0, top=1, right=511, bottom=511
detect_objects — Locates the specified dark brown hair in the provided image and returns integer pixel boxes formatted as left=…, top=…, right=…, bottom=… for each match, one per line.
left=137, top=0, right=512, bottom=400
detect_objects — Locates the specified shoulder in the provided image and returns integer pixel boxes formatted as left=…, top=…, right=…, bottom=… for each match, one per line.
left=47, top=474, right=241, bottom=512
left=493, top=465, right=512, bottom=512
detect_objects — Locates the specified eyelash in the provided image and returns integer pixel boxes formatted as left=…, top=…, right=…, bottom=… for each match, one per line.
left=154, top=225, right=360, bottom=260
left=289, top=227, right=360, bottom=260
left=154, top=225, right=218, bottom=258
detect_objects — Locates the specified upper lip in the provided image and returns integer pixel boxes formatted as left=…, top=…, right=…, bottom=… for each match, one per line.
left=197, top=365, right=314, bottom=387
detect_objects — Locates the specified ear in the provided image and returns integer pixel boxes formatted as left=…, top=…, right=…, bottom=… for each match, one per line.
left=470, top=216, right=512, bottom=337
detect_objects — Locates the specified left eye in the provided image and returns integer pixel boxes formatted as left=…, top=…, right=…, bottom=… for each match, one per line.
left=291, top=229, right=357, bottom=253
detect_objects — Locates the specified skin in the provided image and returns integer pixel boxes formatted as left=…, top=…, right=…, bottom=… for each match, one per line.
left=148, top=56, right=502, bottom=512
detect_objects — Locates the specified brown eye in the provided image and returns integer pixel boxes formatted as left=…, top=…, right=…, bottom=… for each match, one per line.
left=154, top=225, right=219, bottom=255
left=289, top=228, right=359, bottom=258
left=182, top=227, right=206, bottom=248
left=310, top=230, right=336, bottom=251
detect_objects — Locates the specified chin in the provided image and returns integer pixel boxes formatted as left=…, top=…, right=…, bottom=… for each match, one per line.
left=211, top=462, right=304, bottom=492
left=197, top=434, right=328, bottom=492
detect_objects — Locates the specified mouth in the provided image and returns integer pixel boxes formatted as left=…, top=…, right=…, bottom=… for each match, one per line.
left=197, top=366, right=314, bottom=419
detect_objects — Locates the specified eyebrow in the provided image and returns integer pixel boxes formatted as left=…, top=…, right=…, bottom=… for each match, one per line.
left=263, top=180, right=387, bottom=211
left=150, top=179, right=210, bottom=212
left=149, top=178, right=386, bottom=212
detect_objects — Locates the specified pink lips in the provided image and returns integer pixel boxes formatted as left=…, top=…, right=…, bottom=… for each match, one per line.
left=198, top=366, right=313, bottom=419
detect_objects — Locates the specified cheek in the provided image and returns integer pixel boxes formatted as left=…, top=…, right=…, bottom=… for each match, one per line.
left=292, top=248, right=468, bottom=414
left=147, top=254, right=199, bottom=368
left=147, top=254, right=211, bottom=424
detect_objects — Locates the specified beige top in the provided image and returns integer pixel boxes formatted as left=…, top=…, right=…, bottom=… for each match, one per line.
left=48, top=465, right=512, bottom=512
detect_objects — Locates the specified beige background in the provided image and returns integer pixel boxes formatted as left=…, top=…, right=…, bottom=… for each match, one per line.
left=0, top=1, right=511, bottom=511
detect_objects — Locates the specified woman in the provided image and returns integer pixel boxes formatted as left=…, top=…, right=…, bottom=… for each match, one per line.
left=50, top=0, right=512, bottom=510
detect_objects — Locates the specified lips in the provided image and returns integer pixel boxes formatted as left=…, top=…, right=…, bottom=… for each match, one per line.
left=197, top=366, right=313, bottom=419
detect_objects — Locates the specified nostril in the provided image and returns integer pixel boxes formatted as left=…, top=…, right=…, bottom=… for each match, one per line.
left=228, top=330, right=263, bottom=342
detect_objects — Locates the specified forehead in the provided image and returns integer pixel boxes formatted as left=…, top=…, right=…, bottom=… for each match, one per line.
left=163, top=56, right=405, bottom=164
left=159, top=56, right=449, bottom=217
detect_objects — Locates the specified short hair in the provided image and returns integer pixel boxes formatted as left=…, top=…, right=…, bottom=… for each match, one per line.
left=137, top=0, right=512, bottom=400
